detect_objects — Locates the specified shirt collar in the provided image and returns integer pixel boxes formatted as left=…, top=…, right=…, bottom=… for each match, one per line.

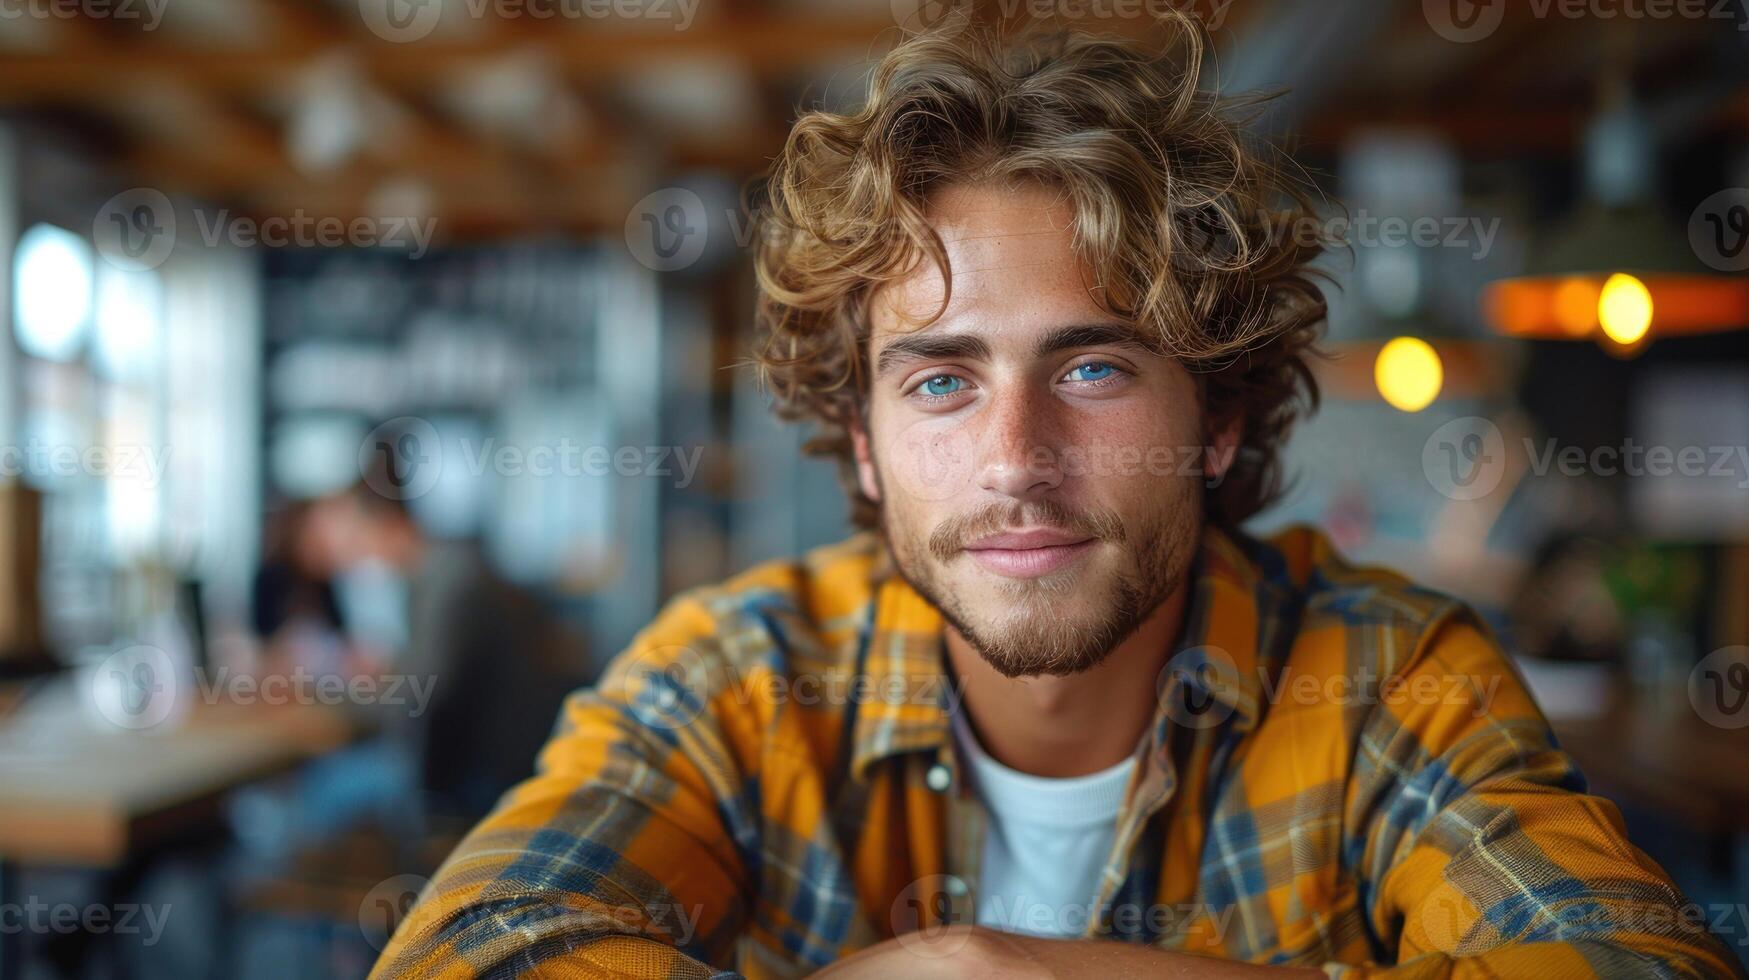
left=848, top=523, right=1292, bottom=782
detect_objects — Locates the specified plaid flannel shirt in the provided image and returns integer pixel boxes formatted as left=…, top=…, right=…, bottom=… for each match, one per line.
left=372, top=523, right=1743, bottom=979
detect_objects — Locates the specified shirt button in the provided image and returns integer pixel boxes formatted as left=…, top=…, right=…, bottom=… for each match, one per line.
left=925, top=763, right=952, bottom=792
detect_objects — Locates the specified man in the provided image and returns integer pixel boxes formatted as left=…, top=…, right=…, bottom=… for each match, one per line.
left=314, top=479, right=587, bottom=819
left=372, top=20, right=1743, bottom=979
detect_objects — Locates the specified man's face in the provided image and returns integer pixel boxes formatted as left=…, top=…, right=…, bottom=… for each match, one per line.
left=854, top=181, right=1230, bottom=678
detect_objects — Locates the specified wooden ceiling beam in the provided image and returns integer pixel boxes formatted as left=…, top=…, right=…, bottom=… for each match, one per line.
left=0, top=19, right=909, bottom=98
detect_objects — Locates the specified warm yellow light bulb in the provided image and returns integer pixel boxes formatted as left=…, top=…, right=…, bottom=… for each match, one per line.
left=1374, top=336, right=1443, bottom=413
left=1598, top=273, right=1653, bottom=346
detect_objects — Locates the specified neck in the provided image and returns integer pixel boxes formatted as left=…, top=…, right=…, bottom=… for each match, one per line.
left=943, top=580, right=1190, bottom=779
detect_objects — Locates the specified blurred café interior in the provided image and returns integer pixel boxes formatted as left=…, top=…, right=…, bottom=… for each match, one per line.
left=0, top=0, right=1746, bottom=976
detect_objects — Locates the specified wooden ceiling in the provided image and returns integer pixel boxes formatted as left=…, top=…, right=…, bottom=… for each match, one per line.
left=0, top=0, right=1742, bottom=241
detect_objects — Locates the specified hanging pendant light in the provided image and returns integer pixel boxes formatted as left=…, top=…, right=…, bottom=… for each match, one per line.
left=1483, top=77, right=1749, bottom=355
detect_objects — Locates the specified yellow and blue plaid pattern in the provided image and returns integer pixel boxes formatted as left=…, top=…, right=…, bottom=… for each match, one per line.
left=372, top=524, right=1743, bottom=978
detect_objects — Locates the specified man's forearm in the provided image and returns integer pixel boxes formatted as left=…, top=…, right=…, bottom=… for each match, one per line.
left=816, top=926, right=1326, bottom=979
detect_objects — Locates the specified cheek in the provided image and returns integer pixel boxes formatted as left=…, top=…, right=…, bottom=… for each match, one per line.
left=1058, top=399, right=1201, bottom=487
left=878, top=412, right=982, bottom=505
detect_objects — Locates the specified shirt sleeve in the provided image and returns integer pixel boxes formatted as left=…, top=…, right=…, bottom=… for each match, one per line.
left=370, top=591, right=754, bottom=979
left=1331, top=610, right=1745, bottom=979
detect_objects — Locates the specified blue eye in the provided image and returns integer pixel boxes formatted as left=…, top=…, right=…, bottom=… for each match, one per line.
left=921, top=375, right=964, bottom=397
left=1066, top=362, right=1117, bottom=383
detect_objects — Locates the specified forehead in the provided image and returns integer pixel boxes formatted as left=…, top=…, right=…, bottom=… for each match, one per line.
left=868, top=181, right=1116, bottom=341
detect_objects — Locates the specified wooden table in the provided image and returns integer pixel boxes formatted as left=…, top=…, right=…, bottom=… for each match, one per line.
left=0, top=674, right=358, bottom=974
left=1551, top=687, right=1749, bottom=839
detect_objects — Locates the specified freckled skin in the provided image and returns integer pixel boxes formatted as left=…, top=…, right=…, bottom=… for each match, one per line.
left=853, top=180, right=1238, bottom=701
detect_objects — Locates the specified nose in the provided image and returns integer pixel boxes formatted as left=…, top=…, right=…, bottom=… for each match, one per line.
left=975, top=383, right=1063, bottom=500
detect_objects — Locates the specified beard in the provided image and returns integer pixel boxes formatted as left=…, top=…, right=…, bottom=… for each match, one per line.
left=877, top=491, right=1195, bottom=679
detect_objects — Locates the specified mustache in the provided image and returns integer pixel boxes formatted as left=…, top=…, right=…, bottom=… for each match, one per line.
left=927, top=498, right=1126, bottom=564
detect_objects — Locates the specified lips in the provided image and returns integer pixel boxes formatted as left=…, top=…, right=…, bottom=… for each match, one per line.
left=963, top=528, right=1096, bottom=578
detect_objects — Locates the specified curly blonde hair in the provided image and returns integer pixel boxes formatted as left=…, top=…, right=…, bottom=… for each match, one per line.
left=749, top=15, right=1330, bottom=530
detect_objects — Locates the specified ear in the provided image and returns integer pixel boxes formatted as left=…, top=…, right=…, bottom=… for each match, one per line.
left=1205, top=413, right=1243, bottom=483
left=849, top=405, right=882, bottom=504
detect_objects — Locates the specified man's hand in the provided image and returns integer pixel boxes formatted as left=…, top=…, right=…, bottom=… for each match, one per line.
left=814, top=925, right=1326, bottom=979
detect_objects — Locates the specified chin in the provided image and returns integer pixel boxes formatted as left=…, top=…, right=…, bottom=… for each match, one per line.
left=943, top=575, right=1136, bottom=678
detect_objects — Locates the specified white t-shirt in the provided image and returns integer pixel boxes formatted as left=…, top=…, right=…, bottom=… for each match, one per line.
left=950, top=707, right=1136, bottom=938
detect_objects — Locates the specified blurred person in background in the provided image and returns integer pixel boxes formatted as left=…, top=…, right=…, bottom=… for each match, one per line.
left=311, top=475, right=588, bottom=821
left=371, top=18, right=1745, bottom=980
left=251, top=499, right=352, bottom=678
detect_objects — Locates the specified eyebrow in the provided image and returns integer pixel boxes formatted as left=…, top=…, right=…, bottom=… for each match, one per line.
left=872, top=321, right=1152, bottom=378
left=873, top=333, right=993, bottom=378
left=1032, top=322, right=1153, bottom=359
